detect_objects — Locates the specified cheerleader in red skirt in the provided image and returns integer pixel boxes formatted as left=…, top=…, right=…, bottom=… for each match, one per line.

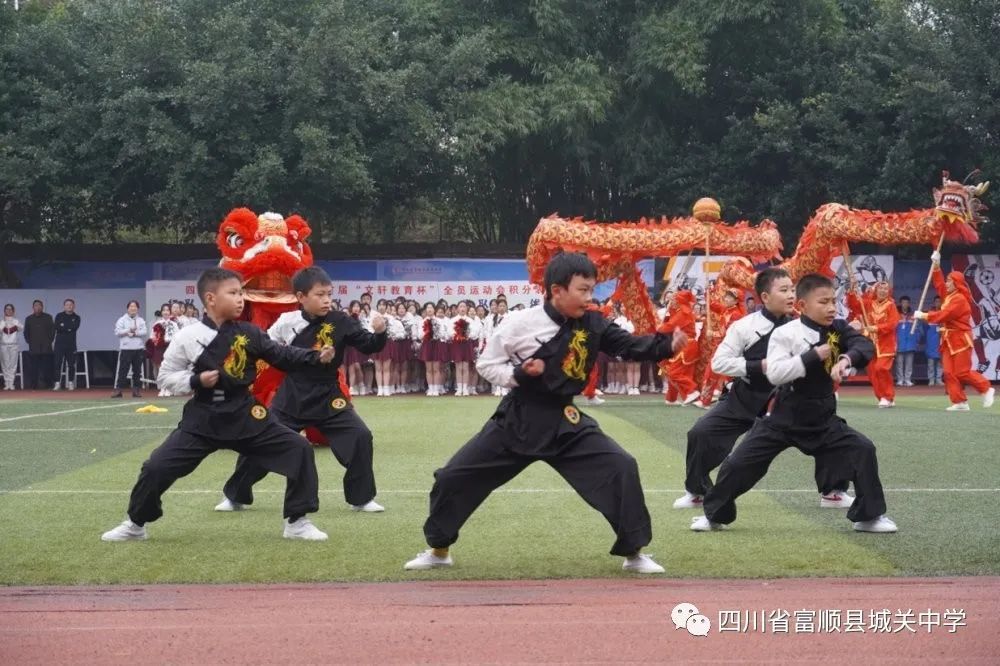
left=419, top=303, right=446, bottom=396
left=449, top=300, right=482, bottom=396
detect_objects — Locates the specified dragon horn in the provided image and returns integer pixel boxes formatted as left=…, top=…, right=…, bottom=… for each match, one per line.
left=973, top=181, right=989, bottom=197
left=962, top=168, right=982, bottom=184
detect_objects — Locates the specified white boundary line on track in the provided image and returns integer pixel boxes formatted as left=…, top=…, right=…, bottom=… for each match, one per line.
left=1, top=488, right=998, bottom=495
left=0, top=404, right=137, bottom=423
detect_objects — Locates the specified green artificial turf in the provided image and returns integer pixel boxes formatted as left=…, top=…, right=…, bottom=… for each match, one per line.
left=0, top=392, right=997, bottom=584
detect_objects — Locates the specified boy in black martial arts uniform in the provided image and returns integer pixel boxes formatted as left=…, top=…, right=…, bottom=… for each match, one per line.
left=214, top=267, right=389, bottom=514
left=101, top=268, right=335, bottom=542
left=673, top=268, right=853, bottom=510
left=691, top=274, right=898, bottom=533
left=404, top=252, right=687, bottom=573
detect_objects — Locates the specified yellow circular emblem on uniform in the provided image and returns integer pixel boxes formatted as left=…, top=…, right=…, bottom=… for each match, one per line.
left=331, top=397, right=348, bottom=410
left=250, top=404, right=268, bottom=420
left=563, top=405, right=581, bottom=425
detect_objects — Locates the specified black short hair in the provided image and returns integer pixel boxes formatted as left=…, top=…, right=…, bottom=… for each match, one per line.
left=754, top=267, right=791, bottom=297
left=126, top=300, right=140, bottom=309
left=32, top=299, right=43, bottom=307
left=899, top=295, right=911, bottom=302
left=292, top=266, right=332, bottom=295
left=544, top=252, right=597, bottom=298
left=795, top=273, right=835, bottom=300
left=196, top=267, right=243, bottom=303
left=64, top=298, right=75, bottom=305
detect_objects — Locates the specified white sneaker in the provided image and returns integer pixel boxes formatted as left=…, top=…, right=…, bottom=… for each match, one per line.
left=52, top=383, right=61, bottom=391
left=67, top=382, right=75, bottom=391
left=404, top=549, right=453, bottom=570
left=214, top=497, right=246, bottom=512
left=877, top=398, right=890, bottom=408
left=283, top=517, right=328, bottom=541
left=946, top=402, right=970, bottom=411
left=690, top=515, right=724, bottom=532
left=820, top=491, right=855, bottom=508
left=682, top=391, right=700, bottom=405
left=983, top=387, right=995, bottom=408
left=584, top=396, right=605, bottom=406
left=853, top=515, right=898, bottom=533
left=101, top=519, right=147, bottom=542
left=672, top=492, right=704, bottom=509
left=622, top=553, right=665, bottom=574
left=350, top=500, right=385, bottom=513
left=595, top=389, right=605, bottom=396
left=663, top=399, right=680, bottom=406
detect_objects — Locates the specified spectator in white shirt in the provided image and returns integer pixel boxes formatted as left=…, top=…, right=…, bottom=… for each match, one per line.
left=111, top=300, right=148, bottom=399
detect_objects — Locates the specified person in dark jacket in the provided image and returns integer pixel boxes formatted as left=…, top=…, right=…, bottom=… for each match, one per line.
left=53, top=298, right=81, bottom=390
left=23, top=300, right=55, bottom=390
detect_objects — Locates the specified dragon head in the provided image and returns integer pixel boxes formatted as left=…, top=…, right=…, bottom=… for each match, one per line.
left=216, top=208, right=314, bottom=304
left=934, top=171, right=989, bottom=242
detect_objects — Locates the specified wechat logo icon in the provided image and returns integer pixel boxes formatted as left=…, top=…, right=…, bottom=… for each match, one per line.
left=672, top=602, right=711, bottom=637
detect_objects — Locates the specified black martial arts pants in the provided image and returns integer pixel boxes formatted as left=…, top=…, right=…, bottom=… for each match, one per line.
left=423, top=420, right=652, bottom=557
left=702, top=417, right=887, bottom=525
left=126, top=421, right=320, bottom=524
left=685, top=396, right=850, bottom=497
left=223, top=408, right=377, bottom=507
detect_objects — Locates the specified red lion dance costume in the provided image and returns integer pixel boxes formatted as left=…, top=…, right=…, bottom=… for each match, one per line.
left=216, top=208, right=348, bottom=441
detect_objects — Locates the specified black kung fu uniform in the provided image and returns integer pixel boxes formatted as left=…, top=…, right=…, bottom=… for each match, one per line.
left=221, top=309, right=387, bottom=507
left=423, top=301, right=676, bottom=556
left=683, top=309, right=850, bottom=497
left=125, top=316, right=326, bottom=525
left=703, top=316, right=888, bottom=525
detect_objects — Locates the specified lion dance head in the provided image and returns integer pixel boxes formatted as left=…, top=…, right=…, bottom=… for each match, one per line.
left=216, top=208, right=314, bottom=329
left=215, top=207, right=346, bottom=440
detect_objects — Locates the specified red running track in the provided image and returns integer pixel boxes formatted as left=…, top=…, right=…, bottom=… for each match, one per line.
left=2, top=578, right=998, bottom=664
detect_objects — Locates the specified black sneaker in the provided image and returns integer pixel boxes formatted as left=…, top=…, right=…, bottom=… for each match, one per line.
left=131, top=389, right=142, bottom=398
left=110, top=391, right=123, bottom=399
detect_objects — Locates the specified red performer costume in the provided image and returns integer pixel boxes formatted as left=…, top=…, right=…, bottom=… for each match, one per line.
left=847, top=282, right=899, bottom=406
left=697, top=290, right=746, bottom=407
left=659, top=290, right=700, bottom=404
left=918, top=266, right=993, bottom=408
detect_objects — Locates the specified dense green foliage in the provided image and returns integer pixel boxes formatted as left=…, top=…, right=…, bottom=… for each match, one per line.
left=1, top=0, right=997, bottom=248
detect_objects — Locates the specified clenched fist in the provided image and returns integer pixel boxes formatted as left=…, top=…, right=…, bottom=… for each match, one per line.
left=199, top=370, right=220, bottom=388
left=521, top=358, right=545, bottom=376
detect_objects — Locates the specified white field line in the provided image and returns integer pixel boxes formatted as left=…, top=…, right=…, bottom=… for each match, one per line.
left=0, top=403, right=138, bottom=423
left=1, top=488, right=997, bottom=495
